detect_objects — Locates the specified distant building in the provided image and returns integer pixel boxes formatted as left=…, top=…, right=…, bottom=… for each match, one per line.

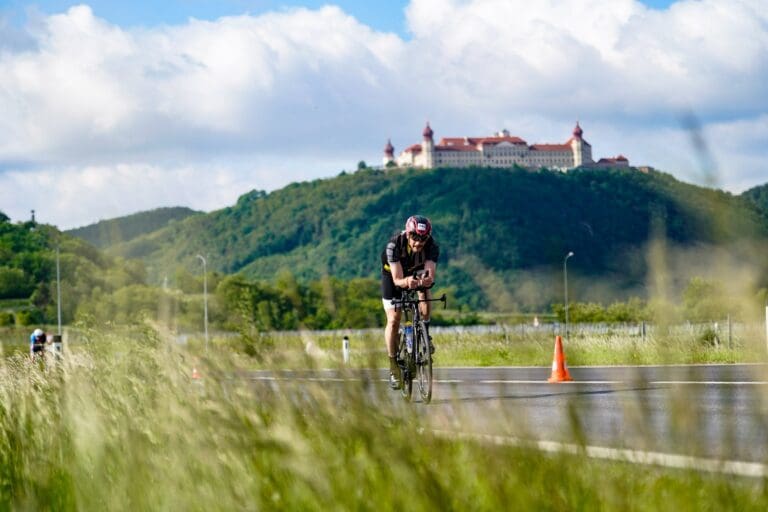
left=383, top=122, right=629, bottom=171
left=595, top=155, right=629, bottom=168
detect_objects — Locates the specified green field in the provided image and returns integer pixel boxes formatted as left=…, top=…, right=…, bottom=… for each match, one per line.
left=216, top=323, right=768, bottom=369
left=6, top=322, right=767, bottom=368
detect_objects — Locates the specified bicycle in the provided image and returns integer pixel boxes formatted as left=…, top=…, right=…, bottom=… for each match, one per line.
left=30, top=348, right=48, bottom=371
left=392, top=288, right=446, bottom=404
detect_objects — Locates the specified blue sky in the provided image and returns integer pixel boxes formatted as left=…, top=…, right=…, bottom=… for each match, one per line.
left=0, top=0, right=765, bottom=229
left=2, top=0, right=677, bottom=36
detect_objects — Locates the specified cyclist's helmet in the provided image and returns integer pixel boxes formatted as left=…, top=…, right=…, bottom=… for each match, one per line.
left=33, top=328, right=44, bottom=338
left=405, top=215, right=432, bottom=242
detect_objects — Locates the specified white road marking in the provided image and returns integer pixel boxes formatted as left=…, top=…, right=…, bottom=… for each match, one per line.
left=479, top=380, right=625, bottom=385
left=477, top=380, right=768, bottom=385
left=249, top=376, right=768, bottom=385
left=248, top=376, right=463, bottom=384
left=652, top=381, right=768, bottom=385
left=431, top=430, right=768, bottom=478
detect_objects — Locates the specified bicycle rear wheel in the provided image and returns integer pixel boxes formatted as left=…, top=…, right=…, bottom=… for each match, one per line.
left=416, top=326, right=432, bottom=403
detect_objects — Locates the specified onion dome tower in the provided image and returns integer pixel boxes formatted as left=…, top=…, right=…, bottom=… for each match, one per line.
left=383, top=139, right=395, bottom=167
left=572, top=121, right=583, bottom=140
left=421, top=122, right=435, bottom=168
left=570, top=121, right=592, bottom=167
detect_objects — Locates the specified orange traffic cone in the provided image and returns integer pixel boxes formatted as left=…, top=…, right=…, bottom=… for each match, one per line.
left=547, top=335, right=574, bottom=382
left=191, top=366, right=201, bottom=380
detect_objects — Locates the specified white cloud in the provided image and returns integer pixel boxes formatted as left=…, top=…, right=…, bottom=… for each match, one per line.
left=0, top=1, right=766, bottom=228
left=0, top=155, right=350, bottom=229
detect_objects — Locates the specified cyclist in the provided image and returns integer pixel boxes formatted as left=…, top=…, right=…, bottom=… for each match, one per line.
left=29, top=328, right=47, bottom=362
left=380, top=215, right=439, bottom=389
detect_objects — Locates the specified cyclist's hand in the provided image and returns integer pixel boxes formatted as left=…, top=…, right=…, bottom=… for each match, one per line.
left=420, top=274, right=434, bottom=287
left=405, top=276, right=418, bottom=289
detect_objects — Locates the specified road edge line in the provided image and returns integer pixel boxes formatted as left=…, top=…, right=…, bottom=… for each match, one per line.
left=430, top=429, right=768, bottom=478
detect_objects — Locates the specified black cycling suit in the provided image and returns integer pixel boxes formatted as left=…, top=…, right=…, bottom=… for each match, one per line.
left=380, top=231, right=440, bottom=301
left=31, top=335, right=46, bottom=354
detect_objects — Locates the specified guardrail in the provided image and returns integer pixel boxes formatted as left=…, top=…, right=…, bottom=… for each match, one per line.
left=11, top=319, right=762, bottom=347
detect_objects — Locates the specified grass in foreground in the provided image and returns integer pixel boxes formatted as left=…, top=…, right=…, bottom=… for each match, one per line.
left=1, top=323, right=767, bottom=510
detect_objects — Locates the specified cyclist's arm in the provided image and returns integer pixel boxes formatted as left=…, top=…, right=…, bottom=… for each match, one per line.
left=421, top=260, right=437, bottom=287
left=389, top=261, right=418, bottom=289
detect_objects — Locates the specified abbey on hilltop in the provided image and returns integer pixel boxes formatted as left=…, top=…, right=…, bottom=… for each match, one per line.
left=383, top=122, right=628, bottom=171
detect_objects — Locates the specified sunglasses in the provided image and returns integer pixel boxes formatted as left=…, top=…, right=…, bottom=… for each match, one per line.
left=409, top=232, right=430, bottom=242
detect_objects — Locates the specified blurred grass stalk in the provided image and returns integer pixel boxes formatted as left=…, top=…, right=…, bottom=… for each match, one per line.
left=1, top=323, right=767, bottom=510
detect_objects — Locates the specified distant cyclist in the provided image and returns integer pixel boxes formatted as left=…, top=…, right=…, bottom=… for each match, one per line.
left=29, top=328, right=47, bottom=362
left=380, top=215, right=439, bottom=389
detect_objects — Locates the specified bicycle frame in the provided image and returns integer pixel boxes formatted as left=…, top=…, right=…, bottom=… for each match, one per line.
left=391, top=289, right=446, bottom=403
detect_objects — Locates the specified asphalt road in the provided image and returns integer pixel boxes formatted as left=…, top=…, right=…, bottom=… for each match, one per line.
left=248, top=363, right=768, bottom=466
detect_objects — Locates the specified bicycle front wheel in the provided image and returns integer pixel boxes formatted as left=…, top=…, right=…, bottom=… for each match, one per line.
left=400, top=355, right=413, bottom=401
left=416, top=326, right=432, bottom=403
left=399, top=335, right=413, bottom=401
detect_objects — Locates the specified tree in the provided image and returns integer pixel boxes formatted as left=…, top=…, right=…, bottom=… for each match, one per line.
left=0, top=267, right=32, bottom=299
left=0, top=311, right=14, bottom=326
left=30, top=282, right=52, bottom=309
left=682, top=277, right=727, bottom=321
left=174, top=266, right=200, bottom=294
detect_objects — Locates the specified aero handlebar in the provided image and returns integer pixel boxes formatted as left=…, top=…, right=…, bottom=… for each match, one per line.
left=391, top=293, right=447, bottom=310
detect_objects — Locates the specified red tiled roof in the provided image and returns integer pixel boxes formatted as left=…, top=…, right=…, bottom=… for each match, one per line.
left=435, top=143, right=479, bottom=152
left=400, top=130, right=593, bottom=155
left=438, top=136, right=527, bottom=147
left=597, top=155, right=629, bottom=164
left=404, top=144, right=422, bottom=153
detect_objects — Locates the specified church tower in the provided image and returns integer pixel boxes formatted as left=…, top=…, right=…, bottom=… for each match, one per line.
left=570, top=121, right=592, bottom=167
left=383, top=139, right=395, bottom=167
left=421, top=122, right=434, bottom=168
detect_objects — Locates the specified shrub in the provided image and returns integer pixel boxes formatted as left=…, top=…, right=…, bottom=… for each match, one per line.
left=15, top=308, right=43, bottom=326
left=0, top=311, right=14, bottom=326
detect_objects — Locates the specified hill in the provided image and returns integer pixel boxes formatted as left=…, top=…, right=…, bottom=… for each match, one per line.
left=0, top=213, right=147, bottom=325
left=741, top=183, right=768, bottom=215
left=97, top=166, right=768, bottom=311
left=65, top=206, right=200, bottom=249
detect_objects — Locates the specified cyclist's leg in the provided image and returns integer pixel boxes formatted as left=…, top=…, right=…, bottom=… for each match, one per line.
left=382, top=273, right=402, bottom=387
left=417, top=289, right=435, bottom=353
left=384, top=307, right=401, bottom=360
left=417, top=288, right=431, bottom=320
left=31, top=347, right=45, bottom=369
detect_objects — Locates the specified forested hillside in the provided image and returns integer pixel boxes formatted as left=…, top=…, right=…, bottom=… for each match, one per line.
left=66, top=206, right=200, bottom=249
left=0, top=212, right=146, bottom=325
left=100, top=166, right=768, bottom=311
left=741, top=183, right=768, bottom=215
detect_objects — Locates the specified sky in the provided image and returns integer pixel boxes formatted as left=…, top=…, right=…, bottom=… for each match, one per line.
left=0, top=0, right=766, bottom=229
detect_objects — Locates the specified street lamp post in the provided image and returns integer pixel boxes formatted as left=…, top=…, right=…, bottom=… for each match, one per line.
left=564, top=251, right=574, bottom=344
left=56, top=247, right=62, bottom=336
left=196, top=254, right=209, bottom=353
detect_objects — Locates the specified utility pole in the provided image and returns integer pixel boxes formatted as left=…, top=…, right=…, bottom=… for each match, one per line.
left=56, top=247, right=62, bottom=335
left=196, top=254, right=209, bottom=353
left=564, top=251, right=574, bottom=344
